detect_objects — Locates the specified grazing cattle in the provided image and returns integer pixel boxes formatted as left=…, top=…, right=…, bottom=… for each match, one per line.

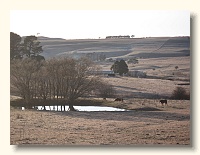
left=114, top=98, right=123, bottom=102
left=160, top=99, right=167, bottom=106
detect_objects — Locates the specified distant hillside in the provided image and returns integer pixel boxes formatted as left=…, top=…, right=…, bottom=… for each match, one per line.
left=38, top=36, right=190, bottom=60
left=38, top=36, right=67, bottom=41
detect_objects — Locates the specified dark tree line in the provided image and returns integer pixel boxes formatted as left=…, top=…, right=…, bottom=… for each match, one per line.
left=106, top=35, right=130, bottom=39
left=10, top=32, right=44, bottom=60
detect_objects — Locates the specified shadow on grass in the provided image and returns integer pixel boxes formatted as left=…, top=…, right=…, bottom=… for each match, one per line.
left=52, top=109, right=190, bottom=122
left=10, top=98, right=190, bottom=122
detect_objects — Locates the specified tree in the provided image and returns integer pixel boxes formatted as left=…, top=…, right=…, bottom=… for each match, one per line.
left=175, top=66, right=179, bottom=70
left=11, top=56, right=102, bottom=111
left=10, top=58, right=43, bottom=107
left=131, top=35, right=135, bottom=38
left=96, top=82, right=115, bottom=99
left=118, top=60, right=129, bottom=75
left=10, top=33, right=44, bottom=60
left=110, top=60, right=120, bottom=73
left=23, top=35, right=43, bottom=58
left=111, top=60, right=129, bottom=76
left=63, top=57, right=100, bottom=111
left=46, top=57, right=100, bottom=111
left=171, top=87, right=190, bottom=100
left=10, top=32, right=22, bottom=60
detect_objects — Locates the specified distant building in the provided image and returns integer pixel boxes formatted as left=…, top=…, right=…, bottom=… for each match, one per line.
left=100, top=70, right=113, bottom=74
left=128, top=70, right=147, bottom=78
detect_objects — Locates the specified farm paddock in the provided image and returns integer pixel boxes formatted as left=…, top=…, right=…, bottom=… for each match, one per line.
left=10, top=99, right=190, bottom=145
left=10, top=36, right=190, bottom=145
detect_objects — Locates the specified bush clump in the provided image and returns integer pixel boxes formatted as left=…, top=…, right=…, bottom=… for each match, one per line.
left=171, top=87, right=190, bottom=100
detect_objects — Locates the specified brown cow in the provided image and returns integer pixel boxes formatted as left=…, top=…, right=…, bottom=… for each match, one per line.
left=114, top=98, right=123, bottom=102
left=160, top=99, right=167, bottom=106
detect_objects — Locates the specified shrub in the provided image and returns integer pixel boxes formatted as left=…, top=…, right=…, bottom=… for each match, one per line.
left=96, top=82, right=116, bottom=99
left=171, top=87, right=190, bottom=100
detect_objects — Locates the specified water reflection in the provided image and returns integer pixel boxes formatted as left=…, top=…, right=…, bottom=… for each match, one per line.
left=22, top=106, right=128, bottom=111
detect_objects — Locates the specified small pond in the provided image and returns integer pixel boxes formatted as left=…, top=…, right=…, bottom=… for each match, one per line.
left=22, top=106, right=128, bottom=111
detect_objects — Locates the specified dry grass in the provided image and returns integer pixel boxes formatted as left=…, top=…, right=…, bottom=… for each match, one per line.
left=99, top=55, right=190, bottom=99
left=10, top=99, right=190, bottom=145
left=10, top=37, right=190, bottom=145
left=102, top=76, right=189, bottom=99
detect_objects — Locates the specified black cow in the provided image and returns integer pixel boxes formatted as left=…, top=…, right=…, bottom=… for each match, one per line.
left=160, top=99, right=167, bottom=106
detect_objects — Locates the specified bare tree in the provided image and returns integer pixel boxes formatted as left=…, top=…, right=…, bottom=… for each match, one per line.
left=45, top=58, right=63, bottom=111
left=10, top=58, right=43, bottom=107
left=11, top=57, right=102, bottom=111
left=60, top=57, right=100, bottom=111
left=96, top=82, right=115, bottom=100
left=36, top=66, right=50, bottom=100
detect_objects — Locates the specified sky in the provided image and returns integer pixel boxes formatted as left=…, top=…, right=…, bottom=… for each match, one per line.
left=10, top=10, right=190, bottom=39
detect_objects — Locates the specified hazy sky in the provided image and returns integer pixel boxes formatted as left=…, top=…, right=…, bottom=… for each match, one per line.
left=10, top=10, right=190, bottom=39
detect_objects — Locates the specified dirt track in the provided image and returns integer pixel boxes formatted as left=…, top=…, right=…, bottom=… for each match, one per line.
left=10, top=100, right=190, bottom=145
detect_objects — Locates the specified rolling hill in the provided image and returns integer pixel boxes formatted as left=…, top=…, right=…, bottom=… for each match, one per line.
left=37, top=36, right=190, bottom=99
left=38, top=36, right=190, bottom=60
